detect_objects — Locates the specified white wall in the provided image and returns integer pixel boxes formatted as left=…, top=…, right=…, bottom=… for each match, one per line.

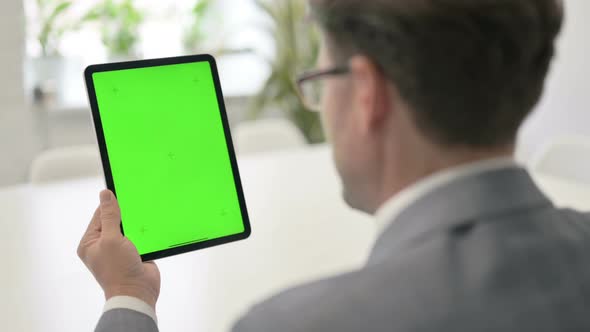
left=518, top=0, right=590, bottom=160
left=0, top=0, right=39, bottom=187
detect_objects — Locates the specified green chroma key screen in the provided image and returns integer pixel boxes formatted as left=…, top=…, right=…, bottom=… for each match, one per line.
left=87, top=56, right=250, bottom=260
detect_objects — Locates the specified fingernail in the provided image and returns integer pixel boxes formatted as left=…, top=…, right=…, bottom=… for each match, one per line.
left=100, top=190, right=112, bottom=203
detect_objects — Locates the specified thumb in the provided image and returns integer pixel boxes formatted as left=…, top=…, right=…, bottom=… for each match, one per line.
left=100, top=190, right=122, bottom=237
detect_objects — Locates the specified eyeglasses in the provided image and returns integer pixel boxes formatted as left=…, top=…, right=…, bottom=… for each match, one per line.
left=296, top=66, right=350, bottom=112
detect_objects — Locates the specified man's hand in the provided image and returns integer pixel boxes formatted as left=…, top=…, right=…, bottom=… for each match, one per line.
left=78, top=190, right=161, bottom=309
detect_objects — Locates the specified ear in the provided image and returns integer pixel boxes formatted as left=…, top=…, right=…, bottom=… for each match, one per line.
left=349, top=56, right=393, bottom=132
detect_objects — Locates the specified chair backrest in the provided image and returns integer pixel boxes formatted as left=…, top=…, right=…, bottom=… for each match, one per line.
left=29, top=145, right=103, bottom=184
left=234, top=118, right=307, bottom=155
left=530, top=135, right=590, bottom=185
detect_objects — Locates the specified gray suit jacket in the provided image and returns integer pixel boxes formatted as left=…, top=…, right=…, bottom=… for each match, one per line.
left=96, top=167, right=590, bottom=332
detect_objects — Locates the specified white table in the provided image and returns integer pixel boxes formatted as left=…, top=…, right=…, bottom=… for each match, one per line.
left=1, top=146, right=589, bottom=332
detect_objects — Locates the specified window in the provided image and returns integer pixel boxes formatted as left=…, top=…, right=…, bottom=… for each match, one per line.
left=23, top=0, right=272, bottom=107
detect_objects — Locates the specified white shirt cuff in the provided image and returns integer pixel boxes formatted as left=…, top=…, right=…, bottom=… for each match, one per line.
left=103, top=296, right=158, bottom=324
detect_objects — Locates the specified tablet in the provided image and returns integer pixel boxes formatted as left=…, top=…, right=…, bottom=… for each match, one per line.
left=85, top=54, right=251, bottom=261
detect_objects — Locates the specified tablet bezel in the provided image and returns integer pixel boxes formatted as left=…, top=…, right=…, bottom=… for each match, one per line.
left=84, top=54, right=251, bottom=261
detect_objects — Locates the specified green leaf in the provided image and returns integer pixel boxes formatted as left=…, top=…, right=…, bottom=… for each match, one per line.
left=37, top=1, right=74, bottom=56
left=193, top=0, right=212, bottom=15
left=248, top=0, right=323, bottom=143
left=80, top=8, right=102, bottom=22
left=80, top=0, right=144, bottom=58
left=51, top=1, right=72, bottom=19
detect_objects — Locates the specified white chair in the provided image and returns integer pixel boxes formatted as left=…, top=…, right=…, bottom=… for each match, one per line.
left=233, top=118, right=307, bottom=155
left=530, top=135, right=590, bottom=185
left=29, top=145, right=103, bottom=184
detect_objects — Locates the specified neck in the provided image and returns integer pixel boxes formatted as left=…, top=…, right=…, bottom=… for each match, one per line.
left=370, top=144, right=514, bottom=214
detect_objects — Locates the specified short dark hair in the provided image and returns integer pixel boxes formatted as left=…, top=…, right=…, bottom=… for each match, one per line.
left=311, top=0, right=563, bottom=147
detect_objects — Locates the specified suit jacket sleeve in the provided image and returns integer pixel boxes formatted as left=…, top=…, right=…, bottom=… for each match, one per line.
left=95, top=309, right=159, bottom=332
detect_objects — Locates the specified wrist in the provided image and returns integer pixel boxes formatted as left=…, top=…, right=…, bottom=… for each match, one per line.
left=105, top=284, right=158, bottom=309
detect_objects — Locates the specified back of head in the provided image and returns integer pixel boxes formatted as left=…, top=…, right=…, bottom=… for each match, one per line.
left=311, top=0, right=563, bottom=147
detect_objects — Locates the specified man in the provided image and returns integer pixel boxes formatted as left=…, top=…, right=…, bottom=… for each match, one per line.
left=78, top=0, right=590, bottom=331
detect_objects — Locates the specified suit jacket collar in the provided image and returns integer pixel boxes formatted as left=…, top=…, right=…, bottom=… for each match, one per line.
left=374, top=157, right=516, bottom=236
left=368, top=167, right=553, bottom=264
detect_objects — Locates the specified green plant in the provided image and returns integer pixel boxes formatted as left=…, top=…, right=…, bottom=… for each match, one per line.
left=250, top=0, right=323, bottom=143
left=35, top=0, right=74, bottom=56
left=183, top=0, right=214, bottom=54
left=83, top=0, right=144, bottom=58
left=182, top=1, right=253, bottom=58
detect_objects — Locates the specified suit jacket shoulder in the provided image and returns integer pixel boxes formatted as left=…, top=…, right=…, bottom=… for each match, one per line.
left=233, top=168, right=590, bottom=332
left=232, top=234, right=461, bottom=332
